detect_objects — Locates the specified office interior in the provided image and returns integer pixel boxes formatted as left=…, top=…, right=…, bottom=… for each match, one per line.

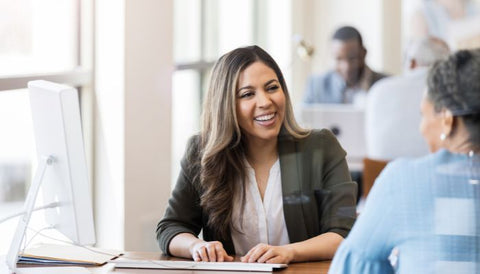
left=1, top=0, right=479, bottom=256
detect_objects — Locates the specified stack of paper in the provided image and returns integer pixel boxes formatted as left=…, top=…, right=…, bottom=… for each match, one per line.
left=18, top=244, right=121, bottom=266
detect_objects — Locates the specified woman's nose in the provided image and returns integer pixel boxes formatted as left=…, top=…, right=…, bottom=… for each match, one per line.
left=256, top=90, right=272, bottom=108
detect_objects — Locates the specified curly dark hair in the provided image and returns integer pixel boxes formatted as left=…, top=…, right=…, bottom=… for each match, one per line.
left=427, top=48, right=480, bottom=148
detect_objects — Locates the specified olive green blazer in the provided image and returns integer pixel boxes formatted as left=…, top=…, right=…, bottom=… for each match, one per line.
left=156, top=129, right=357, bottom=255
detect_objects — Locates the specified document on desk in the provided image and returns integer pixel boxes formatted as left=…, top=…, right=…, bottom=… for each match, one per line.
left=111, top=258, right=288, bottom=272
left=18, top=244, right=122, bottom=266
left=14, top=266, right=91, bottom=274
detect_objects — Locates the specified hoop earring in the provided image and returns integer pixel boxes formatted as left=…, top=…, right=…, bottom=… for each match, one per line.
left=440, top=133, right=447, bottom=141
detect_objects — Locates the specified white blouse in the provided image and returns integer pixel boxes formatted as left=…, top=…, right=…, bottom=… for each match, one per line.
left=230, top=159, right=290, bottom=255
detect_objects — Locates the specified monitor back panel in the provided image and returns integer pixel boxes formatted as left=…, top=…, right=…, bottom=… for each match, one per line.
left=300, top=104, right=366, bottom=160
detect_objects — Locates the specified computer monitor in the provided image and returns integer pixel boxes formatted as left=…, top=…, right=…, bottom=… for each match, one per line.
left=299, top=103, right=366, bottom=161
left=6, top=80, right=96, bottom=272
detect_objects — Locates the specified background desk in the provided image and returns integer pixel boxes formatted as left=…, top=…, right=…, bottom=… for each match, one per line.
left=93, top=252, right=332, bottom=274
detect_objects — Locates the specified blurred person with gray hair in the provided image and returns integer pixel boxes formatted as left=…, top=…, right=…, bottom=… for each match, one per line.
left=404, top=36, right=451, bottom=70
left=365, top=36, right=450, bottom=161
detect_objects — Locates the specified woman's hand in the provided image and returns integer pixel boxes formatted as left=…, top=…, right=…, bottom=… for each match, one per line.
left=189, top=240, right=234, bottom=262
left=240, top=243, right=294, bottom=264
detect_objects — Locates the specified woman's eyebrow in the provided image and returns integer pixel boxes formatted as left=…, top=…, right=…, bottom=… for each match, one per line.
left=237, top=85, right=254, bottom=93
left=237, top=79, right=279, bottom=92
left=264, top=79, right=279, bottom=86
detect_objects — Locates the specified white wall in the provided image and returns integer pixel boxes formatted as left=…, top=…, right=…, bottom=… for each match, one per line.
left=94, top=0, right=125, bottom=250
left=94, top=0, right=173, bottom=251
left=123, top=0, right=173, bottom=252
left=291, top=0, right=315, bottom=106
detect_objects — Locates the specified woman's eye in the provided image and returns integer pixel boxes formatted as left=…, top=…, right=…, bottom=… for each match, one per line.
left=267, top=85, right=279, bottom=92
left=240, top=91, right=254, bottom=98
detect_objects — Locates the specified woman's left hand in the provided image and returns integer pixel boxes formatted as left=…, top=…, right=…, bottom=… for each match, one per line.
left=240, top=243, right=294, bottom=264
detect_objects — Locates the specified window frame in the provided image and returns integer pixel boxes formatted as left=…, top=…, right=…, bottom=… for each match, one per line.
left=0, top=0, right=94, bottom=189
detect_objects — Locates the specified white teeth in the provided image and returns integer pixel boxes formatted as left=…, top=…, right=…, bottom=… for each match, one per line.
left=255, top=113, right=275, bottom=121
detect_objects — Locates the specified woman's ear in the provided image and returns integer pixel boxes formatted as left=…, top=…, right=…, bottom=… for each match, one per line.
left=441, top=109, right=454, bottom=137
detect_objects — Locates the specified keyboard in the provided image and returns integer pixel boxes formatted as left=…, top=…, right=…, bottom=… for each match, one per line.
left=109, top=258, right=288, bottom=272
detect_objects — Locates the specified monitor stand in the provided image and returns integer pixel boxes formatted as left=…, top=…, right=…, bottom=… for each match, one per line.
left=6, top=156, right=53, bottom=274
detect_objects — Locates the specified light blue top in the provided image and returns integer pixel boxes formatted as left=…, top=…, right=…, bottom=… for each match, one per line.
left=303, top=71, right=346, bottom=104
left=303, top=68, right=386, bottom=105
left=329, top=149, right=480, bottom=274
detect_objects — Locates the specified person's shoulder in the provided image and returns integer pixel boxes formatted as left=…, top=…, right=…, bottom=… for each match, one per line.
left=381, top=151, right=440, bottom=178
left=369, top=75, right=406, bottom=95
left=178, top=134, right=203, bottom=187
left=368, top=69, right=429, bottom=107
left=183, top=134, right=202, bottom=164
left=304, top=71, right=341, bottom=103
left=303, top=128, right=334, bottom=139
left=372, top=73, right=404, bottom=85
left=377, top=68, right=427, bottom=84
left=371, top=70, right=389, bottom=83
left=297, top=128, right=341, bottom=150
left=185, top=134, right=201, bottom=150
left=308, top=70, right=337, bottom=83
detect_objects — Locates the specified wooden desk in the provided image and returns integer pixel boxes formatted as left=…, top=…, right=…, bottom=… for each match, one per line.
left=97, top=252, right=332, bottom=274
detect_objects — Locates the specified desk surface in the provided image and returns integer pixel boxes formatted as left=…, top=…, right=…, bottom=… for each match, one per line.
left=95, top=252, right=331, bottom=274
left=4, top=252, right=332, bottom=274
left=6, top=251, right=331, bottom=274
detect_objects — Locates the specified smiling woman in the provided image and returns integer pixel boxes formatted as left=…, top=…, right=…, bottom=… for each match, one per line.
left=156, top=45, right=357, bottom=265
left=235, top=62, right=286, bottom=144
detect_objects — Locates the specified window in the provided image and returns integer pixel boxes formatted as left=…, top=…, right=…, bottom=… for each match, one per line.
left=0, top=0, right=78, bottom=75
left=172, top=0, right=291, bottom=186
left=0, top=0, right=92, bottom=254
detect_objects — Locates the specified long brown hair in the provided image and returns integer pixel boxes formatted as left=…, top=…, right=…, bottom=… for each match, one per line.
left=200, top=45, right=309, bottom=238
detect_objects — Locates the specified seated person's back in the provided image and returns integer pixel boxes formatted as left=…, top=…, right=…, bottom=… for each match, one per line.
left=365, top=37, right=450, bottom=160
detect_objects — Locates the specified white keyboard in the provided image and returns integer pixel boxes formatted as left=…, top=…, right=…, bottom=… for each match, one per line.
left=109, top=258, right=288, bottom=272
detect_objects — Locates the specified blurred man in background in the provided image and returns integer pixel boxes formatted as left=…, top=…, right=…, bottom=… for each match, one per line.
left=303, top=26, right=388, bottom=106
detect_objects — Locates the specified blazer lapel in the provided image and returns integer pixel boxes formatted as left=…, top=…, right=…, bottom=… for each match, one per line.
left=278, top=133, right=308, bottom=243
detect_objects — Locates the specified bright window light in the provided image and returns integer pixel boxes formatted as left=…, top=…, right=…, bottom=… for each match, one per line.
left=0, top=0, right=77, bottom=75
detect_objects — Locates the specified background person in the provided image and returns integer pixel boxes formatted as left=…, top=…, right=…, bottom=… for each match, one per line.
left=156, top=45, right=357, bottom=264
left=365, top=36, right=450, bottom=161
left=303, top=26, right=388, bottom=106
left=329, top=49, right=480, bottom=273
